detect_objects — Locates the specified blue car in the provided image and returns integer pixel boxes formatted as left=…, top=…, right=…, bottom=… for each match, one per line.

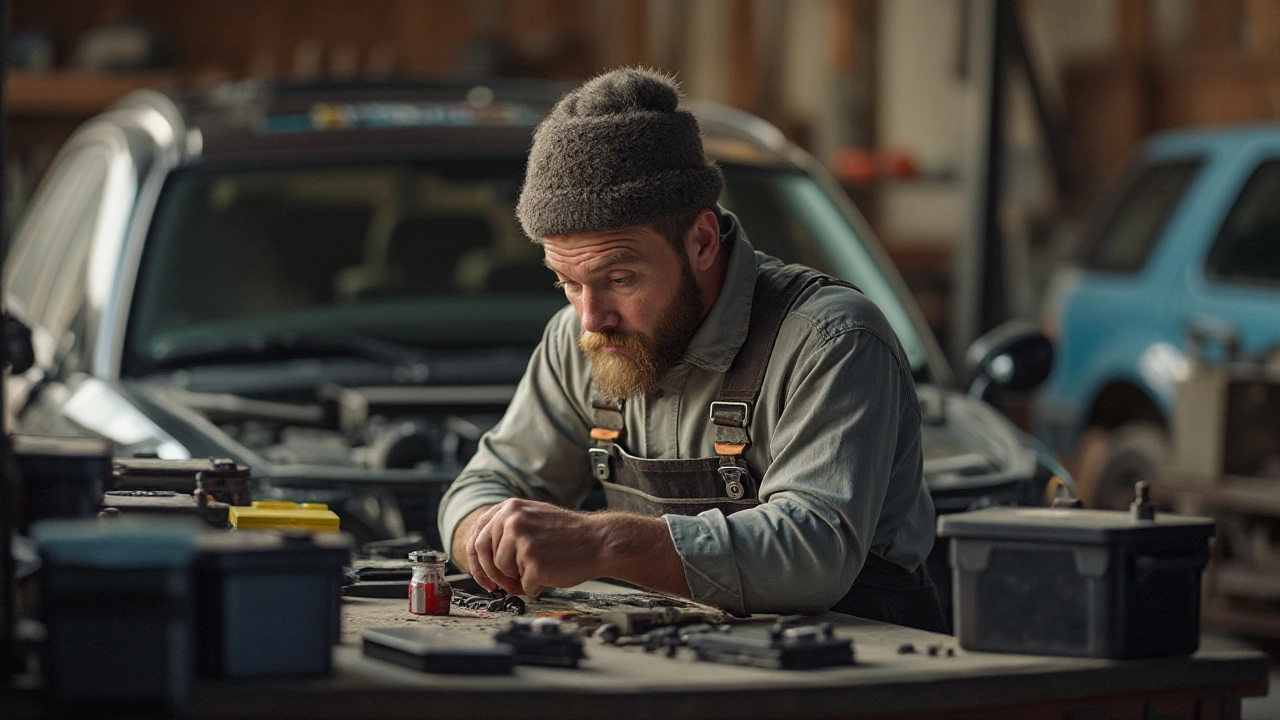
left=1035, top=125, right=1280, bottom=508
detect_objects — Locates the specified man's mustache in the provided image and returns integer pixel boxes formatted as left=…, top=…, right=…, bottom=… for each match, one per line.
left=579, top=331, right=647, bottom=353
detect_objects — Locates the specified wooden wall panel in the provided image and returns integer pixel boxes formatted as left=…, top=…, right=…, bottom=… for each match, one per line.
left=618, top=0, right=648, bottom=68
left=394, top=1, right=476, bottom=76
left=727, top=0, right=758, bottom=111
left=500, top=0, right=597, bottom=77
left=15, top=0, right=491, bottom=78
left=1061, top=57, right=1152, bottom=193
left=1116, top=0, right=1153, bottom=57
left=1194, top=0, right=1244, bottom=49
left=1244, top=0, right=1280, bottom=59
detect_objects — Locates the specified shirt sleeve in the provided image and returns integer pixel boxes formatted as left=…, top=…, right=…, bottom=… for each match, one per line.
left=437, top=308, right=598, bottom=557
left=665, top=320, right=924, bottom=615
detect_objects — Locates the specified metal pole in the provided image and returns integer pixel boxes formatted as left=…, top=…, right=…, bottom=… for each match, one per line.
left=952, top=0, right=1008, bottom=364
left=1005, top=1, right=1075, bottom=197
left=978, top=1, right=1010, bottom=340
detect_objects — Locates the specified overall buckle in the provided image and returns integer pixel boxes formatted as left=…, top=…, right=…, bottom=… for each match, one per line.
left=717, top=465, right=750, bottom=500
left=709, top=401, right=751, bottom=428
left=588, top=447, right=612, bottom=482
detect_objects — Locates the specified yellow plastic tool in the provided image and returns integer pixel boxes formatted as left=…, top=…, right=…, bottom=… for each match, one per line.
left=228, top=501, right=341, bottom=532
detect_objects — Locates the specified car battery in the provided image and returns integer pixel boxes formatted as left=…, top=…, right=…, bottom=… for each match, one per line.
left=228, top=500, right=341, bottom=532
left=937, top=492, right=1214, bottom=659
left=32, top=518, right=199, bottom=718
left=111, top=456, right=251, bottom=506
left=12, top=434, right=112, bottom=530
left=101, top=489, right=231, bottom=527
left=196, top=530, right=351, bottom=678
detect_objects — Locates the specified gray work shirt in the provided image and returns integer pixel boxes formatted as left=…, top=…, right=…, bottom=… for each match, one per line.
left=438, top=217, right=935, bottom=616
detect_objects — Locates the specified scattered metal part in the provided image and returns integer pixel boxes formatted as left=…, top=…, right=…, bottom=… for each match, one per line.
left=685, top=621, right=855, bottom=669
left=597, top=607, right=724, bottom=635
left=898, top=643, right=917, bottom=654
left=676, top=624, right=720, bottom=642
left=450, top=590, right=527, bottom=614
left=642, top=626, right=683, bottom=654
left=493, top=617, right=585, bottom=667
left=927, top=644, right=941, bottom=657
left=613, top=635, right=649, bottom=647
left=499, top=595, right=527, bottom=614
left=946, top=647, right=956, bottom=657
left=593, top=623, right=621, bottom=644
left=609, top=623, right=728, bottom=657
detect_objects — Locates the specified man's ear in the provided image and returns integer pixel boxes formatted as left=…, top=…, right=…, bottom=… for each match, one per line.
left=686, top=208, right=721, bottom=273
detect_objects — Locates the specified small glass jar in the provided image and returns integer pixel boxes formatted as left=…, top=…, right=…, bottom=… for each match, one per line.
left=408, top=550, right=451, bottom=615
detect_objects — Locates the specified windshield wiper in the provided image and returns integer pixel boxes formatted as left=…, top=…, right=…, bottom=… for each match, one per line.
left=149, top=331, right=428, bottom=371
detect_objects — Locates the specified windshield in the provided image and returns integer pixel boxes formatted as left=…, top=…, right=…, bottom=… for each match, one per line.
left=125, top=160, right=928, bottom=377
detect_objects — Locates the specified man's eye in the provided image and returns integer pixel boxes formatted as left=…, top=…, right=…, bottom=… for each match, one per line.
left=554, top=280, right=579, bottom=291
left=609, top=275, right=633, bottom=286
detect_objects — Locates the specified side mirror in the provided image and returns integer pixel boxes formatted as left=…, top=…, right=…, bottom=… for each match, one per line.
left=964, top=320, right=1054, bottom=400
left=4, top=313, right=35, bottom=375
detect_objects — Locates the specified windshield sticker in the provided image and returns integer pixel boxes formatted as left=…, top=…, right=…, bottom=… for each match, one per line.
left=263, top=101, right=543, bottom=134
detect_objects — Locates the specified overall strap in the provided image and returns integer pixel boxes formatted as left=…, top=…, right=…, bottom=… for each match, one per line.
left=588, top=395, right=624, bottom=482
left=711, top=264, right=853, bottom=470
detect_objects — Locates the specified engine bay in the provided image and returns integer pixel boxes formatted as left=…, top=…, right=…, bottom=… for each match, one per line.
left=174, top=384, right=509, bottom=474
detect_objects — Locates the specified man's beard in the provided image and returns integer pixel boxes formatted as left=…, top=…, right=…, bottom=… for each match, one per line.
left=579, top=260, right=704, bottom=401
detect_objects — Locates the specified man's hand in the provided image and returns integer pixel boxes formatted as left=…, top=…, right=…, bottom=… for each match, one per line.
left=449, top=505, right=493, bottom=576
left=458, top=498, right=692, bottom=599
left=464, top=498, right=606, bottom=596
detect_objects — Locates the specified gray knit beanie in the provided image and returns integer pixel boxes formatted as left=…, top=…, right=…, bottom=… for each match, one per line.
left=516, top=68, right=724, bottom=240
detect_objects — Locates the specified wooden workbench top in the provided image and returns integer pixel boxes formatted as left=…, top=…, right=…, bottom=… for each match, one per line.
left=195, top=582, right=1271, bottom=720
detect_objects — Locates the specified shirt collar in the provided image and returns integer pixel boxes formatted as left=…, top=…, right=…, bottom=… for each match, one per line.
left=683, top=207, right=758, bottom=373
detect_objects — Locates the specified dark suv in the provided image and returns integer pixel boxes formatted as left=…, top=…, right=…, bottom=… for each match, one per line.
left=3, top=81, right=1067, bottom=598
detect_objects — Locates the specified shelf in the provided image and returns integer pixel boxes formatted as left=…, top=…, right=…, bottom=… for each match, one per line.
left=7, top=69, right=181, bottom=117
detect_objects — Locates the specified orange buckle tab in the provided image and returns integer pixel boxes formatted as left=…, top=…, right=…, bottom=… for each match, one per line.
left=591, top=428, right=621, bottom=441
left=714, top=442, right=747, bottom=456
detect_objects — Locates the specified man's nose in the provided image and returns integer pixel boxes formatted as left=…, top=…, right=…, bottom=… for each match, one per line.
left=579, top=287, right=619, bottom=333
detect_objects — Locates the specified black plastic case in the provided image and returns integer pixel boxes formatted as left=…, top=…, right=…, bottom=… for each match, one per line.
left=33, top=519, right=199, bottom=718
left=12, top=434, right=112, bottom=529
left=102, top=489, right=231, bottom=527
left=362, top=627, right=515, bottom=674
left=937, top=506, right=1215, bottom=658
left=196, top=530, right=351, bottom=679
left=112, top=456, right=251, bottom=506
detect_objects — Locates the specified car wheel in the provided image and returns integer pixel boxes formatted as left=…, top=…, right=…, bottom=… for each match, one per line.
left=1085, top=421, right=1170, bottom=510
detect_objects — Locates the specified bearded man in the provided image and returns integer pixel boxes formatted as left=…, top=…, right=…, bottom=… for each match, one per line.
left=438, top=68, right=946, bottom=631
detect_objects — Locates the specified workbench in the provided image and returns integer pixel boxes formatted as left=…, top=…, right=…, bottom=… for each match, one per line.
left=190, top=581, right=1269, bottom=720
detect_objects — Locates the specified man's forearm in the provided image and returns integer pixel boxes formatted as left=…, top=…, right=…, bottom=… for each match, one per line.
left=593, top=512, right=690, bottom=598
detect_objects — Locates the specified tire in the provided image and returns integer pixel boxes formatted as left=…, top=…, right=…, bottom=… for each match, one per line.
left=1066, top=426, right=1111, bottom=508
left=1087, top=421, right=1170, bottom=510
